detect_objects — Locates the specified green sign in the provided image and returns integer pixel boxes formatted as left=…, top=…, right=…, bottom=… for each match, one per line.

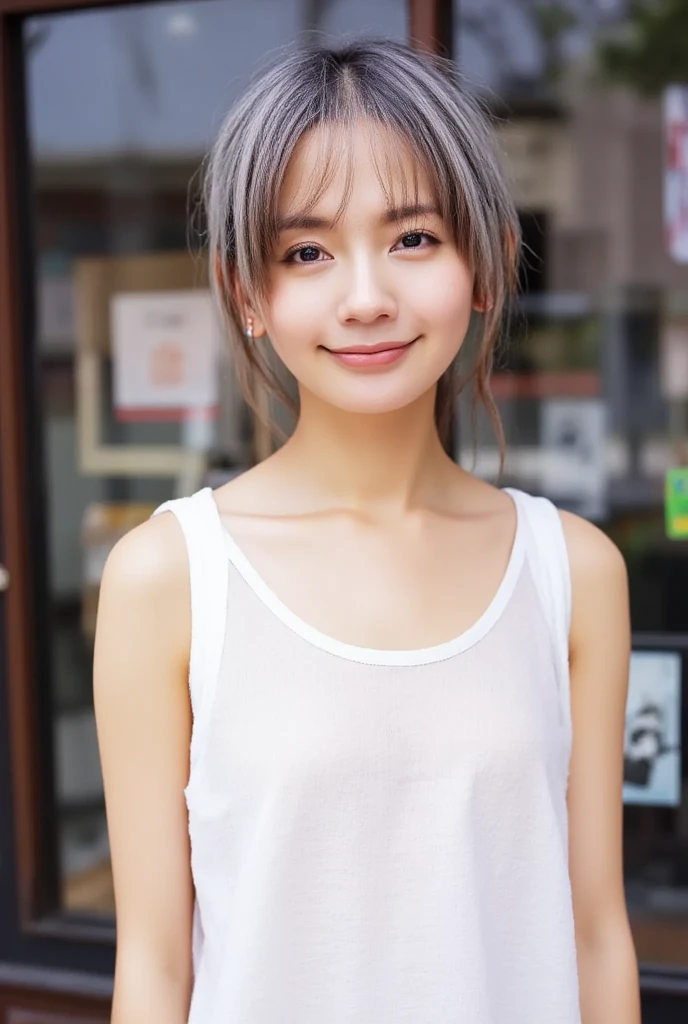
left=665, top=467, right=688, bottom=538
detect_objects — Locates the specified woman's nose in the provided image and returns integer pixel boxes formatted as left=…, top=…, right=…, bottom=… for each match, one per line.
left=337, top=256, right=398, bottom=325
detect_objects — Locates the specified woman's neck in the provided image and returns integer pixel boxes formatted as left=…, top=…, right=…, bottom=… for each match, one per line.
left=275, top=386, right=459, bottom=519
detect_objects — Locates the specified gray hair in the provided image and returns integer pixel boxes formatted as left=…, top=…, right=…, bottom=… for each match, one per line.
left=202, top=37, right=521, bottom=458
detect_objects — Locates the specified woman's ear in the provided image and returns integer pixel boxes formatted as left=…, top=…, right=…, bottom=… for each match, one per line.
left=240, top=299, right=267, bottom=339
left=214, top=253, right=267, bottom=338
left=243, top=312, right=268, bottom=339
left=472, top=290, right=487, bottom=313
left=472, top=224, right=520, bottom=311
left=472, top=281, right=490, bottom=313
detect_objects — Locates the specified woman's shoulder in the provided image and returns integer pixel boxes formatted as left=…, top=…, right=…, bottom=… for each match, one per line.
left=558, top=508, right=627, bottom=593
left=103, top=503, right=190, bottom=594
left=506, top=487, right=626, bottom=586
left=93, top=508, right=192, bottom=719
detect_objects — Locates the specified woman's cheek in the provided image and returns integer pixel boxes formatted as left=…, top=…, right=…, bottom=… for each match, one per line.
left=264, top=307, right=325, bottom=374
left=268, top=279, right=335, bottom=353
left=416, top=260, right=474, bottom=325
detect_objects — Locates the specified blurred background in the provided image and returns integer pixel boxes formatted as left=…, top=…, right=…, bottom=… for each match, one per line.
left=1, top=0, right=688, bottom=1019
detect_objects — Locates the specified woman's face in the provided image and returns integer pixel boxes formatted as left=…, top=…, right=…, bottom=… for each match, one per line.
left=252, top=120, right=477, bottom=417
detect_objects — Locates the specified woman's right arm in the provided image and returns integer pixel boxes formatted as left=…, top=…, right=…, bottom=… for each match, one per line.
left=93, top=511, right=194, bottom=1023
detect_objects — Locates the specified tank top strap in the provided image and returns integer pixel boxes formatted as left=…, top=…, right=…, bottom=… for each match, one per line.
left=150, top=487, right=229, bottom=769
left=504, top=488, right=572, bottom=742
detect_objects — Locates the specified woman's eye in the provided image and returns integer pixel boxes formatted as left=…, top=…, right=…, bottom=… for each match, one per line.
left=395, top=231, right=437, bottom=250
left=284, top=244, right=325, bottom=264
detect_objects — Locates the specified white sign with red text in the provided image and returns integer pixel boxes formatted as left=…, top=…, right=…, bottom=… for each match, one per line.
left=111, top=290, right=218, bottom=421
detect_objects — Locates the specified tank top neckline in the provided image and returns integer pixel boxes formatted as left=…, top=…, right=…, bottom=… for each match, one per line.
left=202, top=486, right=526, bottom=668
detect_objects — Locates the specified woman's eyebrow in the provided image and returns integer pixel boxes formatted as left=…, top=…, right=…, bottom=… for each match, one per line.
left=275, top=203, right=441, bottom=234
left=382, top=203, right=441, bottom=225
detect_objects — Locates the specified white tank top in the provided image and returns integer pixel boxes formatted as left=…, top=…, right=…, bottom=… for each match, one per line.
left=151, top=485, right=581, bottom=1023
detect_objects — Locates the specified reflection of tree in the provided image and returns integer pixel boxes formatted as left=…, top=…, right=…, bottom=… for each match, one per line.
left=531, top=3, right=578, bottom=85
left=461, top=1, right=688, bottom=101
left=597, top=0, right=688, bottom=96
left=461, top=1, right=614, bottom=93
left=461, top=2, right=512, bottom=76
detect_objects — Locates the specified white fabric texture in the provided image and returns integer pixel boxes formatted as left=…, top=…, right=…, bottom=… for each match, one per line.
left=151, top=486, right=580, bottom=1024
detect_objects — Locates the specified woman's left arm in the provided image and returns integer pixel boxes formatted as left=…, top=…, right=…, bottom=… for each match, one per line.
left=561, top=511, right=641, bottom=1024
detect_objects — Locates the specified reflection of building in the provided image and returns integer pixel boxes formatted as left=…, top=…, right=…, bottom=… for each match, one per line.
left=480, top=82, right=681, bottom=508
left=463, top=15, right=688, bottom=991
left=497, top=81, right=686, bottom=293
left=0, top=0, right=687, bottom=1020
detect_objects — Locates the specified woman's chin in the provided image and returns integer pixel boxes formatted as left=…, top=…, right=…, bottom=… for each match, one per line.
left=303, top=381, right=437, bottom=418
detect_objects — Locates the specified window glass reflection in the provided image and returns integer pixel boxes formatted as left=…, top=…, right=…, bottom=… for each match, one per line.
left=455, top=0, right=688, bottom=967
left=25, top=0, right=406, bottom=916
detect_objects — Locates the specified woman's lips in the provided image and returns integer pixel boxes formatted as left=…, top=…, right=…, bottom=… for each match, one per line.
left=324, top=338, right=418, bottom=368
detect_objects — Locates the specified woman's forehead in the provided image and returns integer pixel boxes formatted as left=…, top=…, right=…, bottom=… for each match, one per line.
left=277, top=120, right=435, bottom=221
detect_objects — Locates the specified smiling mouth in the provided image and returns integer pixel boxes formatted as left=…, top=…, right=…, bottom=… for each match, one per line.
left=321, top=337, right=420, bottom=368
left=323, top=337, right=418, bottom=355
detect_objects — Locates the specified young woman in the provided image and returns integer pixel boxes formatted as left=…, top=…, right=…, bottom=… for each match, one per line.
left=94, top=38, right=641, bottom=1024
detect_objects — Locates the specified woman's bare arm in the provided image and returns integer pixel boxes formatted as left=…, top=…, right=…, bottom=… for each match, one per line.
left=93, top=511, right=194, bottom=1023
left=563, top=511, right=641, bottom=1024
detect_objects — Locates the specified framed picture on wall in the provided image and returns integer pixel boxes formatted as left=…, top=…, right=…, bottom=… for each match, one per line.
left=623, top=650, right=682, bottom=807
left=73, top=250, right=215, bottom=478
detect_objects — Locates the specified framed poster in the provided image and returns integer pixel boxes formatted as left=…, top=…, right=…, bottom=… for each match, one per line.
left=74, top=251, right=272, bottom=477
left=74, top=251, right=213, bottom=478
left=623, top=651, right=682, bottom=808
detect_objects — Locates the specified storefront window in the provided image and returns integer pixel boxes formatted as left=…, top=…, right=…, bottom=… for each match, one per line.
left=24, top=0, right=407, bottom=918
left=456, top=0, right=688, bottom=968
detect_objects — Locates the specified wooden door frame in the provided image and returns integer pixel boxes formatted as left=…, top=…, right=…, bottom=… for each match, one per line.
left=0, top=2, right=52, bottom=936
left=0, top=0, right=453, bottom=943
left=409, top=0, right=453, bottom=55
